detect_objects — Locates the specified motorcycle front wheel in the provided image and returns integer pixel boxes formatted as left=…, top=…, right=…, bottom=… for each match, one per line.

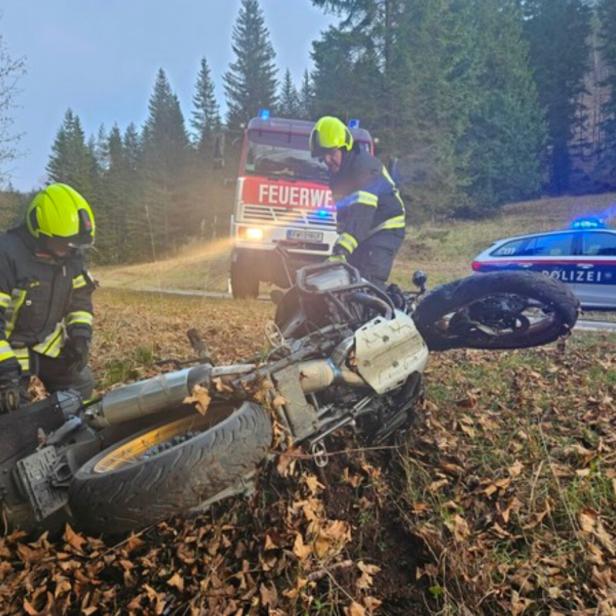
left=68, top=401, right=272, bottom=535
left=412, top=271, right=579, bottom=351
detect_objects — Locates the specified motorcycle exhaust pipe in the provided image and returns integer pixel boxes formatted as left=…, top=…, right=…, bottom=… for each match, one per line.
left=85, top=364, right=256, bottom=429
left=298, top=359, right=367, bottom=394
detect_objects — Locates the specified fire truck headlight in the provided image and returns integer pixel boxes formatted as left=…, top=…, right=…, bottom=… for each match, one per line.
left=245, top=227, right=264, bottom=241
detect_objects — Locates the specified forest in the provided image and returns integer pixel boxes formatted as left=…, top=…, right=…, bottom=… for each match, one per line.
left=1, top=0, right=615, bottom=263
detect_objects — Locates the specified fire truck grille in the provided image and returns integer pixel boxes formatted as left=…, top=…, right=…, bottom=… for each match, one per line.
left=242, top=205, right=337, bottom=227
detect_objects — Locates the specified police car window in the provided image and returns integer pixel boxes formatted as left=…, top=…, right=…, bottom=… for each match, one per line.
left=522, top=233, right=575, bottom=257
left=581, top=232, right=616, bottom=256
left=491, top=238, right=528, bottom=257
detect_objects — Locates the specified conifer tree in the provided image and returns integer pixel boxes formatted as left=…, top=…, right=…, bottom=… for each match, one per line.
left=224, top=0, right=278, bottom=128
left=141, top=69, right=191, bottom=253
left=46, top=109, right=98, bottom=198
left=598, top=0, right=616, bottom=181
left=191, top=57, right=221, bottom=154
left=278, top=69, right=301, bottom=117
left=464, top=0, right=546, bottom=209
left=520, top=0, right=592, bottom=193
left=95, top=125, right=126, bottom=261
left=298, top=70, right=315, bottom=119
left=122, top=123, right=147, bottom=261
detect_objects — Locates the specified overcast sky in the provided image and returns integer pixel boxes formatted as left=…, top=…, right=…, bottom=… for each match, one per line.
left=2, top=1, right=336, bottom=191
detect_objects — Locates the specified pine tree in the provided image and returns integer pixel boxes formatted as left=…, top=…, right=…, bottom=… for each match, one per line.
left=121, top=123, right=147, bottom=261
left=224, top=0, right=278, bottom=128
left=311, top=0, right=483, bottom=216
left=46, top=109, right=98, bottom=198
left=598, top=0, right=616, bottom=182
left=464, top=0, right=546, bottom=209
left=278, top=69, right=301, bottom=117
left=141, top=69, right=191, bottom=254
left=95, top=125, right=125, bottom=261
left=520, top=0, right=592, bottom=193
left=191, top=57, right=221, bottom=155
left=298, top=70, right=315, bottom=119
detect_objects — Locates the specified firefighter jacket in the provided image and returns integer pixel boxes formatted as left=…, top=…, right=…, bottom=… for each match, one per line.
left=0, top=226, right=95, bottom=374
left=330, top=148, right=406, bottom=258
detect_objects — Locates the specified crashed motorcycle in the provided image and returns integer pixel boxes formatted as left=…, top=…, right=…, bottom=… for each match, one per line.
left=0, top=263, right=579, bottom=535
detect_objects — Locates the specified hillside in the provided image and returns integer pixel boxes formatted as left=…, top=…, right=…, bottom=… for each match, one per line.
left=95, top=192, right=616, bottom=292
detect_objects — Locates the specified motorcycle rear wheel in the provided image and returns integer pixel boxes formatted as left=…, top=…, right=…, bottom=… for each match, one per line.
left=68, top=401, right=272, bottom=535
left=412, top=271, right=579, bottom=351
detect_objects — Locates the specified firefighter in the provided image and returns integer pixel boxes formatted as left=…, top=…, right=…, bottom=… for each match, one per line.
left=310, top=116, right=405, bottom=288
left=0, top=183, right=96, bottom=413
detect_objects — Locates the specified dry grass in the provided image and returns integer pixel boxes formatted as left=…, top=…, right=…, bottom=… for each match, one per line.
left=94, top=192, right=616, bottom=292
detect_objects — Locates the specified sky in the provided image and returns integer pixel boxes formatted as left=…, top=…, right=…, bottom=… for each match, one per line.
left=1, top=0, right=337, bottom=191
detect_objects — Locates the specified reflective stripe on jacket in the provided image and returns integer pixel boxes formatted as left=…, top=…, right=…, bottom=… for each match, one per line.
left=0, top=226, right=95, bottom=371
left=330, top=149, right=406, bottom=258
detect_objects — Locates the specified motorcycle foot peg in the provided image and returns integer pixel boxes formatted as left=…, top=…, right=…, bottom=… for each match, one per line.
left=311, top=441, right=329, bottom=468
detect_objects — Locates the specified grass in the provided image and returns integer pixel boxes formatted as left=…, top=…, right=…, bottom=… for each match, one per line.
left=94, top=192, right=616, bottom=291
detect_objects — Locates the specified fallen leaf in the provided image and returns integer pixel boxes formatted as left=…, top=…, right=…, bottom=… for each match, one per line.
left=183, top=384, right=211, bottom=415
left=346, top=601, right=366, bottom=616
left=63, top=524, right=87, bottom=552
left=167, top=572, right=184, bottom=592
left=292, top=533, right=312, bottom=561
left=356, top=561, right=381, bottom=590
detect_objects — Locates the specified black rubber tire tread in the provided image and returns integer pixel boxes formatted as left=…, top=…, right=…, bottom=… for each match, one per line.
left=412, top=271, right=579, bottom=351
left=69, top=401, right=272, bottom=535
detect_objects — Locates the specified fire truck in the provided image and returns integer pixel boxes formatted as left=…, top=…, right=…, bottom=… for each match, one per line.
left=229, top=113, right=374, bottom=298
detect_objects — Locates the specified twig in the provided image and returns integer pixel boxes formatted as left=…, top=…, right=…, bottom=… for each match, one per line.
left=307, top=559, right=354, bottom=582
left=324, top=568, right=357, bottom=604
left=528, top=459, right=545, bottom=515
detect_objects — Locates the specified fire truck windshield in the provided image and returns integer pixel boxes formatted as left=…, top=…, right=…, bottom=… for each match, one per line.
left=244, top=130, right=330, bottom=183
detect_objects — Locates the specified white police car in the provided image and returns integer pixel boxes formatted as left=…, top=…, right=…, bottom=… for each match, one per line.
left=472, top=217, right=616, bottom=309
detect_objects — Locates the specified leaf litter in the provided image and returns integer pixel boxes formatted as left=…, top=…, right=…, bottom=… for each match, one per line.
left=0, top=288, right=614, bottom=614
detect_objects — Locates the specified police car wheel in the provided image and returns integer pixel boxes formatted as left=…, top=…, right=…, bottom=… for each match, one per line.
left=413, top=271, right=579, bottom=351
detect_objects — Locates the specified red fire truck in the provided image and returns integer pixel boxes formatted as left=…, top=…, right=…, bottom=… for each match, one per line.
left=229, top=113, right=374, bottom=298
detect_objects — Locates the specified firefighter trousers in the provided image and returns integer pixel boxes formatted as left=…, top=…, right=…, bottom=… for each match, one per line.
left=348, top=231, right=404, bottom=290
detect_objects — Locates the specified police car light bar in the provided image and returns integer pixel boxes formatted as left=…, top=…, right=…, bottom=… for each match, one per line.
left=258, top=108, right=270, bottom=120
left=348, top=119, right=360, bottom=129
left=570, top=216, right=607, bottom=230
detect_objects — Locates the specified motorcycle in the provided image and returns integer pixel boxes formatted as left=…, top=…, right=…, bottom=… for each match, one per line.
left=0, top=262, right=579, bottom=535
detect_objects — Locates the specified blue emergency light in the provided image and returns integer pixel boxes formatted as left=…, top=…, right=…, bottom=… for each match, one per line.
left=316, top=209, right=329, bottom=218
left=348, top=119, right=360, bottom=129
left=570, top=216, right=606, bottom=230
left=258, top=108, right=270, bottom=120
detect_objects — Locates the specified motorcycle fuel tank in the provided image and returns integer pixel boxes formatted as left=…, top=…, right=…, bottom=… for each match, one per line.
left=354, top=310, right=429, bottom=394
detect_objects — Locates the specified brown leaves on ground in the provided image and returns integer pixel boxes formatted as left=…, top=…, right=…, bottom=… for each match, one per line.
left=1, top=289, right=614, bottom=614
left=406, top=337, right=616, bottom=614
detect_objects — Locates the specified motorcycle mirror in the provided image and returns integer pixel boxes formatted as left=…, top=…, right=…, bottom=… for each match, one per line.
left=412, top=270, right=427, bottom=292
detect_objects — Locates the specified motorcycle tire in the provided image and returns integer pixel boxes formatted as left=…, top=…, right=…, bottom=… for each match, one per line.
left=68, top=401, right=272, bottom=535
left=412, top=271, right=579, bottom=351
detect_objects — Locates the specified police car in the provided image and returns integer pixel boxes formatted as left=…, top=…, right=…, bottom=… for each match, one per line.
left=472, top=217, right=616, bottom=309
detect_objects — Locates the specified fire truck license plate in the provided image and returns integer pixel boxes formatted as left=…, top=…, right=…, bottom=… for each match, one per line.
left=287, top=229, right=324, bottom=242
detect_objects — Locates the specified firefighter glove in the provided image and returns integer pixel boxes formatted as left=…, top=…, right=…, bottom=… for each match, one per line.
left=327, top=253, right=347, bottom=264
left=0, top=363, right=21, bottom=414
left=63, top=336, right=90, bottom=373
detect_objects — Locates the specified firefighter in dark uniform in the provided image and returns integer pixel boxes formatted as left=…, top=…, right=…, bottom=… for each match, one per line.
left=0, top=183, right=96, bottom=413
left=310, top=116, right=405, bottom=288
